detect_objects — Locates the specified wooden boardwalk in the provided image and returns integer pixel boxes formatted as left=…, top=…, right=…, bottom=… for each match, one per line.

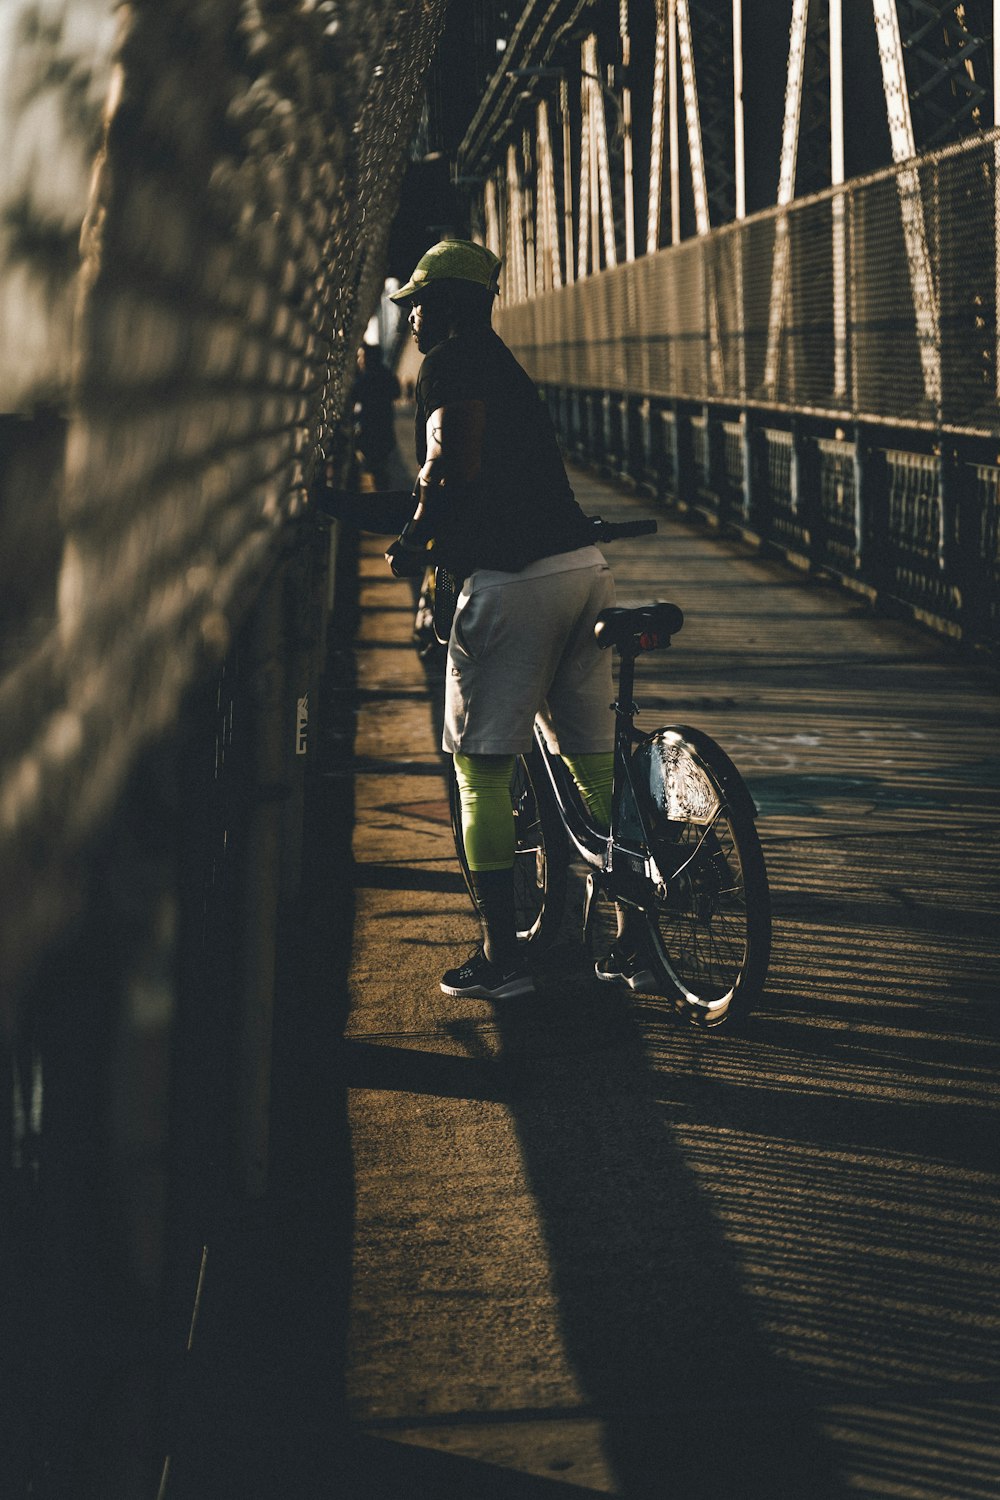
left=166, top=456, right=1000, bottom=1500
left=336, top=458, right=1000, bottom=1498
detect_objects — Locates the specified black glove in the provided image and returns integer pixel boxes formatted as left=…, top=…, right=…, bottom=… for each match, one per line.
left=311, top=483, right=356, bottom=521
left=385, top=530, right=431, bottom=579
left=310, top=471, right=418, bottom=533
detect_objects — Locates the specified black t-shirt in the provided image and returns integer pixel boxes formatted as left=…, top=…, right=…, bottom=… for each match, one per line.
left=415, top=327, right=592, bottom=573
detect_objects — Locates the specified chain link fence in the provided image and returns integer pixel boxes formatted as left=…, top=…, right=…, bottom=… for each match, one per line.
left=498, top=128, right=1000, bottom=437
left=500, top=129, right=1000, bottom=646
left=1, top=4, right=446, bottom=1490
left=0, top=0, right=446, bottom=1013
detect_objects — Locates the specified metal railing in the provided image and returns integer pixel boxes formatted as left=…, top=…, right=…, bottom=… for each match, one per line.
left=498, top=130, right=1000, bottom=646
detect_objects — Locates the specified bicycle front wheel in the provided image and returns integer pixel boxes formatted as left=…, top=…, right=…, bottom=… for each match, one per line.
left=632, top=727, right=771, bottom=1028
left=448, top=747, right=568, bottom=950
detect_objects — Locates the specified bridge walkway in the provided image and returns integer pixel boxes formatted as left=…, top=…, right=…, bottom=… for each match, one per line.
left=167, top=455, right=999, bottom=1498
left=333, top=459, right=1000, bottom=1497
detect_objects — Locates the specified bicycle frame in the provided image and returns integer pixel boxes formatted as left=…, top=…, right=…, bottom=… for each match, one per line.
left=531, top=641, right=672, bottom=900
left=445, top=587, right=770, bottom=1023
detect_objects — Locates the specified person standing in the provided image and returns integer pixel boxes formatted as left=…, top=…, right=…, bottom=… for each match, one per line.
left=383, top=240, right=622, bottom=1000
left=351, top=341, right=409, bottom=491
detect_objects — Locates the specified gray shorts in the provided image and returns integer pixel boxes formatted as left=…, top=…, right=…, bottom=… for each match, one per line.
left=443, top=545, right=616, bottom=756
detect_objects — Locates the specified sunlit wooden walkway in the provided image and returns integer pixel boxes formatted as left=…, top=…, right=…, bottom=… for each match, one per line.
left=168, top=452, right=1000, bottom=1498
left=336, top=457, right=1000, bottom=1498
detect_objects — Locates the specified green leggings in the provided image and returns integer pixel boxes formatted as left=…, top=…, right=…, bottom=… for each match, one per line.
left=454, top=750, right=614, bottom=872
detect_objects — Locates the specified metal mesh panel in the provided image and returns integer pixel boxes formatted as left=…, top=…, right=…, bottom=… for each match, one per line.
left=721, top=418, right=744, bottom=511
left=690, top=412, right=711, bottom=494
left=850, top=168, right=937, bottom=424
left=499, top=128, right=1000, bottom=439
left=763, top=427, right=806, bottom=553
left=0, top=0, right=447, bottom=1006
left=973, top=461, right=1000, bottom=637
left=882, top=446, right=958, bottom=622
left=816, top=436, right=859, bottom=575
left=937, top=142, right=998, bottom=433
left=658, top=407, right=678, bottom=496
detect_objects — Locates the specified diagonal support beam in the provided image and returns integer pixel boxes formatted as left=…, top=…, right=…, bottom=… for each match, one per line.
left=588, top=34, right=618, bottom=269
left=560, top=77, right=575, bottom=285
left=578, top=37, right=593, bottom=276
left=647, top=0, right=668, bottom=253
left=506, top=143, right=527, bottom=303
left=763, top=0, right=809, bottom=395
left=669, top=0, right=681, bottom=244
left=620, top=0, right=635, bottom=261
left=675, top=0, right=710, bottom=236
left=536, top=98, right=563, bottom=290
left=676, top=0, right=723, bottom=389
left=873, top=0, right=941, bottom=408
left=830, top=0, right=847, bottom=398
left=484, top=175, right=502, bottom=263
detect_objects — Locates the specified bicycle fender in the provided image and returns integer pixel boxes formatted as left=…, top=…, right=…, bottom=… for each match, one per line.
left=644, top=726, right=761, bottom=823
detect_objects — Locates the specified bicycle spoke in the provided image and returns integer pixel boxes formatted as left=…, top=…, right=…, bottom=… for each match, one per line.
left=650, top=808, right=752, bottom=1004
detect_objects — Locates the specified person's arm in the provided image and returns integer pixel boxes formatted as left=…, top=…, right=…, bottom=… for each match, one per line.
left=414, top=398, right=485, bottom=518
left=309, top=462, right=416, bottom=532
left=385, top=399, right=485, bottom=574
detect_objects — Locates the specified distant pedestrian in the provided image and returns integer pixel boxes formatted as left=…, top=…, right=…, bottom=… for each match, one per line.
left=313, top=242, right=628, bottom=1001
left=385, top=239, right=620, bottom=1001
left=352, top=342, right=409, bottom=490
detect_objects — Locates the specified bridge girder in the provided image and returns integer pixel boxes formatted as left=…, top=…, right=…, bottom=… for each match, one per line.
left=443, top=0, right=996, bottom=304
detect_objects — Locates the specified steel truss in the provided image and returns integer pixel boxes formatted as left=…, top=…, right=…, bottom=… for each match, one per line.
left=895, top=0, right=991, bottom=149
left=457, top=2, right=997, bottom=309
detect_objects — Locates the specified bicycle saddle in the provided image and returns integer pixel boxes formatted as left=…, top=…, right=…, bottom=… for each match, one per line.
left=594, top=602, right=684, bottom=652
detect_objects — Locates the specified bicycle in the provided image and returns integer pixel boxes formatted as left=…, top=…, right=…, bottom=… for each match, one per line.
left=448, top=517, right=771, bottom=1031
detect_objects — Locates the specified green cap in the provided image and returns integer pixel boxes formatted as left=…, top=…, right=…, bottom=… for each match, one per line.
left=390, top=239, right=502, bottom=303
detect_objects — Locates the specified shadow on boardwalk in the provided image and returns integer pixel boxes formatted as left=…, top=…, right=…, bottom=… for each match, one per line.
left=168, top=479, right=1000, bottom=1500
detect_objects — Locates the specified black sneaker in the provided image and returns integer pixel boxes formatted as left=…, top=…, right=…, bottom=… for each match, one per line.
left=440, top=947, right=535, bottom=999
left=595, top=944, right=657, bottom=991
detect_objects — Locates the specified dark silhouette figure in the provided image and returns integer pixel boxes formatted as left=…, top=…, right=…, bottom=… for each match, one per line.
left=352, top=342, right=409, bottom=490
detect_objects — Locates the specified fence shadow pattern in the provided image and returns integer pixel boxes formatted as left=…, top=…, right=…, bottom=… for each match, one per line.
left=0, top=0, right=448, bottom=1011
left=340, top=491, right=1000, bottom=1499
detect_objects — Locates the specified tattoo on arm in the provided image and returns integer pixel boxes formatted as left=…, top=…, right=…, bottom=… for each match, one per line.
left=424, top=401, right=486, bottom=484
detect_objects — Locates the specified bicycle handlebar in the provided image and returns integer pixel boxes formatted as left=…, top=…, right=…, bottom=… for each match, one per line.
left=589, top=516, right=658, bottom=542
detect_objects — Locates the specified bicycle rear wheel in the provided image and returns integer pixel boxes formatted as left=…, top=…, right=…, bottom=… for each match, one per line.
left=448, top=747, right=568, bottom=950
left=631, top=727, right=771, bottom=1028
